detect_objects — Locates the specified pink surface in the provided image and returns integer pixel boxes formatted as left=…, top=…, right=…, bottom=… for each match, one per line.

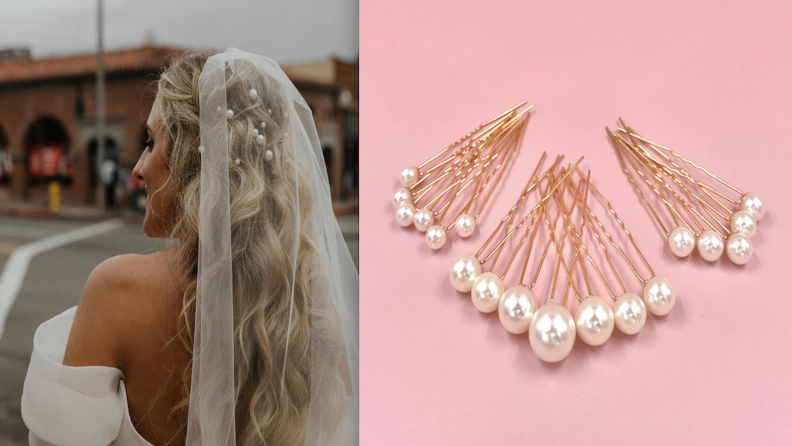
left=360, top=1, right=792, bottom=445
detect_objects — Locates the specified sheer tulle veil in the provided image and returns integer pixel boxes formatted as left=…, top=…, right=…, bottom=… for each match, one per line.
left=188, top=48, right=359, bottom=445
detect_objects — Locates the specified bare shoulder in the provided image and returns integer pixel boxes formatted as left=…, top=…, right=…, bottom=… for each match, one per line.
left=63, top=248, right=180, bottom=369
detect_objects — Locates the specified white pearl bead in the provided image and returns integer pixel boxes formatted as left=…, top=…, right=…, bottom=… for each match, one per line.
left=529, top=303, right=576, bottom=363
left=198, top=145, right=204, bottom=154
left=613, top=293, right=646, bottom=335
left=226, top=109, right=234, bottom=120
left=668, top=225, right=695, bottom=257
left=400, top=166, right=419, bottom=188
left=454, top=213, right=475, bottom=238
left=267, top=108, right=272, bottom=114
left=256, top=134, right=266, bottom=145
left=449, top=253, right=481, bottom=292
left=413, top=208, right=434, bottom=232
left=730, top=210, right=757, bottom=238
left=740, top=192, right=765, bottom=221
left=498, top=285, right=537, bottom=334
left=425, top=225, right=447, bottom=250
left=644, top=276, right=675, bottom=316
left=726, top=233, right=752, bottom=265
left=264, top=150, right=274, bottom=161
left=253, top=128, right=259, bottom=136
left=248, top=88, right=258, bottom=100
left=574, top=295, right=614, bottom=346
left=392, top=188, right=412, bottom=208
left=234, top=158, right=241, bottom=166
left=261, top=121, right=267, bottom=129
left=697, top=230, right=724, bottom=261
left=395, top=204, right=415, bottom=227
left=471, top=272, right=504, bottom=313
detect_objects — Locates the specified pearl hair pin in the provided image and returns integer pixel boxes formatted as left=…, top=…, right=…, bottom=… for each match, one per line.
left=392, top=101, right=534, bottom=248
left=450, top=158, right=676, bottom=363
left=608, top=120, right=764, bottom=265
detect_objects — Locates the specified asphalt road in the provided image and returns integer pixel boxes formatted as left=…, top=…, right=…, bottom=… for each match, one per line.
left=0, top=215, right=358, bottom=445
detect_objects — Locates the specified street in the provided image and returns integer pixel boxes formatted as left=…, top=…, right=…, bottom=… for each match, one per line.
left=0, top=215, right=358, bottom=445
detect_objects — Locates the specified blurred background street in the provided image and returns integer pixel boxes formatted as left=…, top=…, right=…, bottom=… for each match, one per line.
left=0, top=214, right=358, bottom=444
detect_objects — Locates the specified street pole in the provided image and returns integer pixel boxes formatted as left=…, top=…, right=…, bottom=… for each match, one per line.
left=96, top=0, right=106, bottom=207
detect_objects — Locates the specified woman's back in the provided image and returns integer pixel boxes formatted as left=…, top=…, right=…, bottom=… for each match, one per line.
left=62, top=248, right=190, bottom=445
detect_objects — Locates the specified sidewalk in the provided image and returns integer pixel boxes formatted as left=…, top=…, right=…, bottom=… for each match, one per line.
left=0, top=198, right=358, bottom=222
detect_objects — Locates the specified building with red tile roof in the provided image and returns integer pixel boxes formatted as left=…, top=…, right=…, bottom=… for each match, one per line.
left=0, top=45, right=358, bottom=207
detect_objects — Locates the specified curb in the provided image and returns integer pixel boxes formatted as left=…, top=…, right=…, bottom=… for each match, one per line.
left=1, top=203, right=358, bottom=222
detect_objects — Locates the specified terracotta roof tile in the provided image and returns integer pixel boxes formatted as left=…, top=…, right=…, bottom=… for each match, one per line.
left=0, top=45, right=344, bottom=90
left=0, top=45, right=186, bottom=84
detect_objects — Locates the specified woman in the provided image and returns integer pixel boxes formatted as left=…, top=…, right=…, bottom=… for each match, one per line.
left=21, top=49, right=359, bottom=446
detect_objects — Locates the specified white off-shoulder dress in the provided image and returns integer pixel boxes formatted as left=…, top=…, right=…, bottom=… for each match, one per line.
left=21, top=307, right=154, bottom=446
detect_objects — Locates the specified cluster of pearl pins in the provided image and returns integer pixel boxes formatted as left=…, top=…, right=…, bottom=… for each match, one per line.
left=668, top=192, right=764, bottom=265
left=393, top=102, right=532, bottom=249
left=203, top=88, right=284, bottom=164
left=609, top=122, right=765, bottom=266
left=449, top=254, right=675, bottom=363
left=446, top=158, right=674, bottom=363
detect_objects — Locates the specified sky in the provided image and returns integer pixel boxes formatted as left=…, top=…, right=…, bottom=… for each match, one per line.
left=0, top=0, right=359, bottom=64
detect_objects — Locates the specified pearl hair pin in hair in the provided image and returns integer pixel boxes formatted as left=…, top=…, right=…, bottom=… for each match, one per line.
left=608, top=119, right=764, bottom=265
left=450, top=157, right=675, bottom=363
left=248, top=88, right=258, bottom=100
left=392, top=101, right=533, bottom=248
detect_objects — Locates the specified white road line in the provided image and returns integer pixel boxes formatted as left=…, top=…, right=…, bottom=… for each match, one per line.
left=0, top=219, right=125, bottom=339
left=0, top=225, right=58, bottom=240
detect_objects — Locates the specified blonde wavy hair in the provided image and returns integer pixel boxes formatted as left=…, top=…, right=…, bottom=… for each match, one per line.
left=152, top=50, right=342, bottom=445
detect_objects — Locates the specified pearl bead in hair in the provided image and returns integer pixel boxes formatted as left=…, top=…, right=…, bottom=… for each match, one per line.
left=265, top=150, right=274, bottom=161
left=226, top=109, right=234, bottom=120
left=261, top=122, right=266, bottom=129
left=198, top=146, right=204, bottom=154
left=248, top=88, right=258, bottom=100
left=253, top=128, right=259, bottom=136
left=234, top=158, right=241, bottom=166
left=267, top=109, right=272, bottom=114
left=256, top=134, right=265, bottom=145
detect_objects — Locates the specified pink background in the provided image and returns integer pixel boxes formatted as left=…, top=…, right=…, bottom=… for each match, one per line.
left=360, top=1, right=792, bottom=445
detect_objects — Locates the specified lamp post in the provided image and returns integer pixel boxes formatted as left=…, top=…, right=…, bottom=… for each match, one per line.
left=96, top=0, right=107, bottom=207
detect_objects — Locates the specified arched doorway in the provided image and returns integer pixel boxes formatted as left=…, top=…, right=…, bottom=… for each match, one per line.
left=24, top=117, right=72, bottom=183
left=0, top=124, right=10, bottom=188
left=23, top=117, right=72, bottom=203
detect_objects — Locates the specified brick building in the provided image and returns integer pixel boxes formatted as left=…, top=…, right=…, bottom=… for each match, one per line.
left=0, top=45, right=358, bottom=207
